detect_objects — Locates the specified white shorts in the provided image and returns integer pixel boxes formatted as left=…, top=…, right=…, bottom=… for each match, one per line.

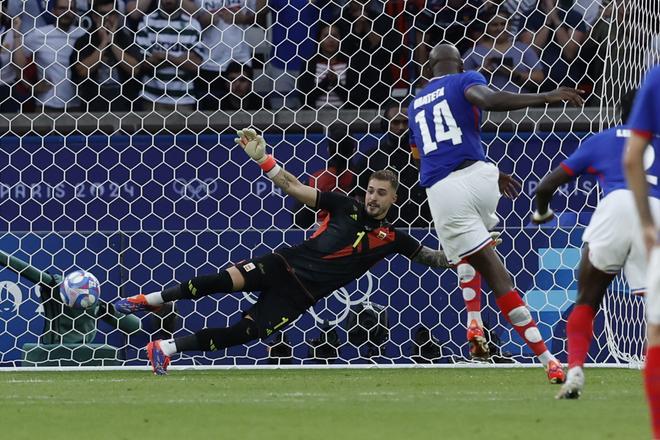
left=583, top=189, right=660, bottom=294
left=426, top=161, right=500, bottom=265
left=647, top=247, right=660, bottom=324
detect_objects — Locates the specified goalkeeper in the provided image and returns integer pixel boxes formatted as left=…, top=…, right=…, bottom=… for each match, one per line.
left=115, top=129, right=506, bottom=375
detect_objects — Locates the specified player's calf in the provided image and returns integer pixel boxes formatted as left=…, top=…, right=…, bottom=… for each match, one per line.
left=115, top=270, right=237, bottom=314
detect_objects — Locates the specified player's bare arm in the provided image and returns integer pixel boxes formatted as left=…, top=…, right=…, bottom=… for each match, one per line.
left=465, top=84, right=584, bottom=111
left=532, top=167, right=573, bottom=224
left=413, top=232, right=503, bottom=268
left=624, top=132, right=656, bottom=251
left=235, top=128, right=318, bottom=207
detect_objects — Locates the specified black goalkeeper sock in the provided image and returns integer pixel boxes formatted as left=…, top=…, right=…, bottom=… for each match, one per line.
left=175, top=318, right=259, bottom=352
left=162, top=270, right=234, bottom=302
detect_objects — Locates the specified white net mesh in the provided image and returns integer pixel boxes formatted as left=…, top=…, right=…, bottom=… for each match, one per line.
left=0, top=0, right=656, bottom=367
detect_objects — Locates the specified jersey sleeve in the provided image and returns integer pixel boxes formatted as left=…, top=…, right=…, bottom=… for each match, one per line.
left=561, top=134, right=599, bottom=176
left=460, top=70, right=488, bottom=94
left=394, top=230, right=423, bottom=259
left=315, top=191, right=352, bottom=213
left=628, top=67, right=660, bottom=139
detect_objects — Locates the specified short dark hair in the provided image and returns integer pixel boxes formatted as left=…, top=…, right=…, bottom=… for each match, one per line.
left=369, top=169, right=399, bottom=192
left=619, top=89, right=638, bottom=123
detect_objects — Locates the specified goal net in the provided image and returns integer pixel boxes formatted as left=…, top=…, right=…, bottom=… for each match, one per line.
left=0, top=0, right=656, bottom=368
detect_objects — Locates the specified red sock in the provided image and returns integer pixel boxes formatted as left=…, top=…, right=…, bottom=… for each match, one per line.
left=645, top=346, right=660, bottom=439
left=566, top=304, right=595, bottom=369
left=457, top=260, right=482, bottom=326
left=495, top=290, right=549, bottom=358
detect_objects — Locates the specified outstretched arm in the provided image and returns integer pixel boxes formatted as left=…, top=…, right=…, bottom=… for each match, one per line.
left=236, top=129, right=318, bottom=207
left=624, top=133, right=656, bottom=252
left=412, top=246, right=451, bottom=268
left=465, top=84, right=584, bottom=111
left=412, top=232, right=503, bottom=268
left=532, top=166, right=573, bottom=224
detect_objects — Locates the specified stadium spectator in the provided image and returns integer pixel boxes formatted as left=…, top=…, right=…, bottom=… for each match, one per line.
left=354, top=100, right=432, bottom=227
left=585, top=0, right=627, bottom=105
left=335, top=0, right=392, bottom=107
left=0, top=7, right=22, bottom=113
left=219, top=61, right=262, bottom=111
left=519, top=0, right=588, bottom=91
left=16, top=0, right=85, bottom=112
left=70, top=0, right=140, bottom=112
left=266, top=0, right=322, bottom=109
left=8, top=0, right=92, bottom=35
left=372, top=0, right=415, bottom=90
left=192, top=0, right=265, bottom=111
left=410, top=0, right=482, bottom=61
left=463, top=10, right=544, bottom=93
left=298, top=24, right=351, bottom=109
left=134, top=0, right=204, bottom=112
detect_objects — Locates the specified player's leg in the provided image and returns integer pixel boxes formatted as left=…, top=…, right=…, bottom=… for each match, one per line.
left=645, top=248, right=660, bottom=439
left=466, top=246, right=564, bottom=382
left=556, top=245, right=616, bottom=399
left=457, top=260, right=489, bottom=360
left=114, top=255, right=278, bottom=314
left=147, top=285, right=308, bottom=375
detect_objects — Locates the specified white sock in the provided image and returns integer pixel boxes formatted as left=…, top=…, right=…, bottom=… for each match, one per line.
left=144, top=291, right=164, bottom=306
left=467, top=312, right=483, bottom=327
left=159, top=339, right=177, bottom=357
left=538, top=350, right=554, bottom=366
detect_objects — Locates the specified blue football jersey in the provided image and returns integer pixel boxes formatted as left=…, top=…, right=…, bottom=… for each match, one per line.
left=408, top=71, right=488, bottom=188
left=562, top=126, right=660, bottom=199
left=627, top=66, right=660, bottom=198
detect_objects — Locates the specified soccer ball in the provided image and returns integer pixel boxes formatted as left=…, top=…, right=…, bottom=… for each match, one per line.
left=60, top=270, right=100, bottom=309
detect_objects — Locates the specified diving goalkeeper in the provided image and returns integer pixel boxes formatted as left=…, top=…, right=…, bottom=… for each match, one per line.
left=115, top=129, right=505, bottom=374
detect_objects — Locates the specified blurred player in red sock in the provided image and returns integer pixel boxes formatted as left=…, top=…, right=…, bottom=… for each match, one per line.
left=534, top=89, right=658, bottom=399
left=624, top=66, right=660, bottom=438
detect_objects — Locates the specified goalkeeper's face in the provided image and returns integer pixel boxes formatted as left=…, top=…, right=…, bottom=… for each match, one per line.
left=365, top=179, right=397, bottom=220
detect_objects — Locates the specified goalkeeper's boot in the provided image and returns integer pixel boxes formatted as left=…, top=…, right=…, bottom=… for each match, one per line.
left=147, top=340, right=170, bottom=376
left=546, top=359, right=566, bottom=384
left=114, top=294, right=161, bottom=314
left=556, top=366, right=585, bottom=399
left=467, top=319, right=490, bottom=361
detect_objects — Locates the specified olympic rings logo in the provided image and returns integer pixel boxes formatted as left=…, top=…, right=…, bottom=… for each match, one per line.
left=171, top=178, right=218, bottom=201
left=241, top=272, right=373, bottom=326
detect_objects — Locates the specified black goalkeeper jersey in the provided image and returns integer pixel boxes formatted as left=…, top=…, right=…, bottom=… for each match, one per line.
left=276, top=192, right=422, bottom=300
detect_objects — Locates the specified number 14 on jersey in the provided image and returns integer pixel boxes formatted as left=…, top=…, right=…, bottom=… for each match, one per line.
left=414, top=87, right=463, bottom=154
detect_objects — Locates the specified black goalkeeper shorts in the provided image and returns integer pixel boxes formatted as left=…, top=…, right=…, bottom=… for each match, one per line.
left=235, top=253, right=313, bottom=339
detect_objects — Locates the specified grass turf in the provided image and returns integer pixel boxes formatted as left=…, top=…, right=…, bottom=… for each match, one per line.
left=0, top=368, right=647, bottom=440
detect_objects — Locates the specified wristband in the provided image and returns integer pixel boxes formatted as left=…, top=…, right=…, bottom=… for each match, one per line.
left=259, top=154, right=276, bottom=172
left=532, top=208, right=554, bottom=223
left=259, top=155, right=281, bottom=178
left=266, top=164, right=282, bottom=178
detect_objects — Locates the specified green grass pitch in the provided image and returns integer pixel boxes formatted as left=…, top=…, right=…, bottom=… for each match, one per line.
left=0, top=368, right=647, bottom=439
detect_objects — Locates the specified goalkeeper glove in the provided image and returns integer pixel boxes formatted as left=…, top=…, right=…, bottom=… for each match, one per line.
left=235, top=129, right=281, bottom=177
left=235, top=129, right=267, bottom=163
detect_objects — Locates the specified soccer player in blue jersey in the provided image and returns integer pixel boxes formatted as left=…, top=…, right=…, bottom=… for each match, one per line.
left=623, top=65, right=660, bottom=439
left=533, top=90, right=660, bottom=399
left=409, top=43, right=584, bottom=383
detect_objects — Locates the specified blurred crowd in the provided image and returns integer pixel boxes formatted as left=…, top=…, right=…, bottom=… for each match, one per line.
left=0, top=0, right=656, bottom=114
